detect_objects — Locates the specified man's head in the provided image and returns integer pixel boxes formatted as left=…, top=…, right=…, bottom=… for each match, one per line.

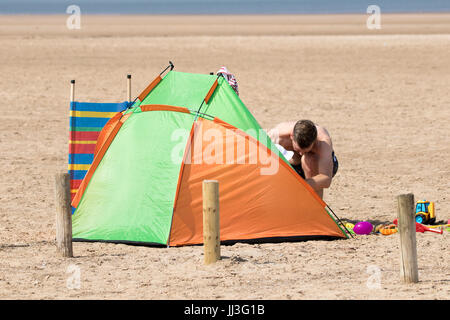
left=291, top=120, right=317, bottom=155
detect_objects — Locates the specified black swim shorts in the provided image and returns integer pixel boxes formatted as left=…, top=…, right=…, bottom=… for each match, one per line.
left=291, top=151, right=339, bottom=179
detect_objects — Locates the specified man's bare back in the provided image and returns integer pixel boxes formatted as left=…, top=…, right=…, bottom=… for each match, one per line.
left=268, top=121, right=338, bottom=199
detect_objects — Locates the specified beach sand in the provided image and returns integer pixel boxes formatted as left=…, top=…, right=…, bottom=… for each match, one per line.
left=0, top=14, right=449, bottom=299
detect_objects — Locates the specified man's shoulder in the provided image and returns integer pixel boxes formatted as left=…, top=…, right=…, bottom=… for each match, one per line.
left=316, top=125, right=332, bottom=140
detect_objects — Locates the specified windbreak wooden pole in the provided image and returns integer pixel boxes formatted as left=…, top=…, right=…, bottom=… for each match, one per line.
left=70, top=80, right=75, bottom=102
left=127, top=74, right=131, bottom=102
left=63, top=80, right=75, bottom=257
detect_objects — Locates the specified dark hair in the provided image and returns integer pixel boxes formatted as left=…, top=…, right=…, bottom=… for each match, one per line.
left=293, top=120, right=317, bottom=149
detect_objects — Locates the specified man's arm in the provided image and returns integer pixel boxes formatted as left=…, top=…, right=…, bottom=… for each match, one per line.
left=289, top=152, right=302, bottom=166
left=305, top=148, right=333, bottom=190
left=267, top=128, right=279, bottom=145
left=267, top=122, right=296, bottom=151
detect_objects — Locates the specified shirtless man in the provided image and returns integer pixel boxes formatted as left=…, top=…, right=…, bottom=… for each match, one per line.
left=268, top=120, right=338, bottom=199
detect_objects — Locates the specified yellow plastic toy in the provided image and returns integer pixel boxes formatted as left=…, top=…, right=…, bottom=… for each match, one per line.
left=344, top=223, right=356, bottom=235
left=415, top=200, right=435, bottom=225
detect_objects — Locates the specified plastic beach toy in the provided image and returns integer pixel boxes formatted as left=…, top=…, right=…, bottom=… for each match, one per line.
left=393, top=219, right=443, bottom=234
left=344, top=223, right=356, bottom=235
left=379, top=224, right=398, bottom=235
left=353, top=221, right=373, bottom=235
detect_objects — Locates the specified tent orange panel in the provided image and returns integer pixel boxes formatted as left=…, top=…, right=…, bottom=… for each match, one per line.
left=169, top=117, right=345, bottom=246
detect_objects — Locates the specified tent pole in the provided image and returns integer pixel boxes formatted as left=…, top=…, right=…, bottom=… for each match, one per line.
left=194, top=74, right=221, bottom=121
left=159, top=61, right=174, bottom=77
left=128, top=62, right=174, bottom=109
left=326, top=205, right=353, bottom=238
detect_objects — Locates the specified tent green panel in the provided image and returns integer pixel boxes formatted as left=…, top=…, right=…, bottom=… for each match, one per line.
left=135, top=70, right=287, bottom=164
left=72, top=109, right=195, bottom=244
left=138, top=71, right=216, bottom=110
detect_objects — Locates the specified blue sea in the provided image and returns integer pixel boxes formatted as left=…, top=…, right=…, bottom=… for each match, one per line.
left=1, top=0, right=449, bottom=15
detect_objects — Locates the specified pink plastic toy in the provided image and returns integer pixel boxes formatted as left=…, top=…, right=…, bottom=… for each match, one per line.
left=353, top=221, right=373, bottom=235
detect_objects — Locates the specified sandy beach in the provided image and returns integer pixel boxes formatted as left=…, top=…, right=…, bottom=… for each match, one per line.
left=0, top=14, right=449, bottom=300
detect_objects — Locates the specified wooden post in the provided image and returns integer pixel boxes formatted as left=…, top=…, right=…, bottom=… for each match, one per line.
left=397, top=193, right=418, bottom=283
left=55, top=172, right=73, bottom=257
left=203, top=180, right=220, bottom=265
left=127, top=74, right=132, bottom=102
left=70, top=80, right=75, bottom=102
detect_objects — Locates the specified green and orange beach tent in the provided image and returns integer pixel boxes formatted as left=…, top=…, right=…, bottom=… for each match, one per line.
left=71, top=65, right=349, bottom=246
